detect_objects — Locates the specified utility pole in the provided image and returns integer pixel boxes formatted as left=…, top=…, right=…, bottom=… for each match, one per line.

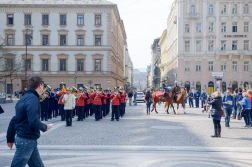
left=24, top=26, right=33, bottom=89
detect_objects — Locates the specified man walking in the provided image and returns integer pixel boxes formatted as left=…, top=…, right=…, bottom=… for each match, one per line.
left=222, top=90, right=234, bottom=127
left=6, top=76, right=52, bottom=167
left=188, top=90, right=194, bottom=108
left=201, top=89, right=207, bottom=108
left=194, top=89, right=200, bottom=108
left=128, top=90, right=133, bottom=106
left=62, top=87, right=76, bottom=126
left=232, top=88, right=243, bottom=120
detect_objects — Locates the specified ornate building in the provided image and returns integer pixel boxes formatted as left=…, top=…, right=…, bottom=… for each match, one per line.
left=150, top=38, right=161, bottom=89
left=166, top=0, right=252, bottom=94
left=0, top=0, right=127, bottom=92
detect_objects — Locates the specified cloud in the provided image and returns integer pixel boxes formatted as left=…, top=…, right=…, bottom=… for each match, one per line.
left=109, top=0, right=173, bottom=69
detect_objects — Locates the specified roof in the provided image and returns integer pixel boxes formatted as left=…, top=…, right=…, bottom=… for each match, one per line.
left=0, top=0, right=115, bottom=5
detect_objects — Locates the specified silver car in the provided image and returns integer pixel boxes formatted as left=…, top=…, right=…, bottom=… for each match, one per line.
left=136, top=91, right=145, bottom=102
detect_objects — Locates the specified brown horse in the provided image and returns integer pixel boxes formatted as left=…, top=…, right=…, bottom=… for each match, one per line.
left=165, top=88, right=187, bottom=114
left=151, top=86, right=180, bottom=114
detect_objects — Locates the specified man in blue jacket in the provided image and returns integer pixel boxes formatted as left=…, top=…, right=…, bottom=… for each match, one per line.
left=200, top=89, right=207, bottom=108
left=194, top=89, right=200, bottom=108
left=222, top=90, right=234, bottom=127
left=232, top=88, right=243, bottom=120
left=6, top=76, right=52, bottom=167
left=188, top=90, right=194, bottom=108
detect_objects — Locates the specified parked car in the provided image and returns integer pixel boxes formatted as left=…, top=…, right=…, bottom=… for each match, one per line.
left=136, top=91, right=145, bottom=102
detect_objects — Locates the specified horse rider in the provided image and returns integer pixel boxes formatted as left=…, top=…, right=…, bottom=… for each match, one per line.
left=173, top=81, right=180, bottom=102
left=162, top=79, right=168, bottom=98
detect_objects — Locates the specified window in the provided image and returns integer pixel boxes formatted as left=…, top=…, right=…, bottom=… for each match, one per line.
left=77, top=59, right=84, bottom=71
left=221, top=41, right=226, bottom=50
left=77, top=15, right=84, bottom=25
left=60, top=59, right=66, bottom=71
left=232, top=4, right=237, bottom=14
left=196, top=41, right=201, bottom=51
left=42, top=15, right=49, bottom=25
left=196, top=23, right=201, bottom=33
left=6, top=59, right=13, bottom=71
left=95, top=35, right=101, bottom=46
left=25, top=35, right=31, bottom=45
left=7, top=14, right=13, bottom=25
left=185, top=61, right=190, bottom=72
left=244, top=22, right=249, bottom=32
left=95, top=59, right=101, bottom=71
left=208, top=41, right=214, bottom=51
left=60, top=35, right=66, bottom=46
left=190, top=5, right=196, bottom=14
left=42, top=59, right=48, bottom=71
left=232, top=61, right=238, bottom=72
left=244, top=4, right=249, bottom=14
left=208, top=61, right=214, bottom=71
left=196, top=61, right=201, bottom=72
left=26, top=59, right=31, bottom=71
left=221, top=61, right=226, bottom=72
left=244, top=61, right=249, bottom=71
left=221, top=4, right=227, bottom=14
left=244, top=40, right=249, bottom=50
left=77, top=35, right=84, bottom=46
left=42, top=35, right=48, bottom=46
left=25, top=14, right=31, bottom=25
left=95, top=15, right=101, bottom=25
left=209, top=4, right=214, bottom=15
left=185, top=41, right=190, bottom=52
left=221, top=22, right=226, bottom=32
left=7, top=84, right=13, bottom=94
left=7, top=35, right=13, bottom=45
left=185, top=23, right=190, bottom=33
left=77, top=84, right=83, bottom=89
left=95, top=84, right=101, bottom=88
left=209, top=23, right=214, bottom=32
left=232, top=22, right=237, bottom=32
left=60, top=15, right=66, bottom=25
left=232, top=41, right=238, bottom=50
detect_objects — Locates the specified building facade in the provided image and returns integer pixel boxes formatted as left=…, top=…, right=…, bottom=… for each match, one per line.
left=150, top=38, right=161, bottom=89
left=146, top=64, right=151, bottom=88
left=123, top=46, right=133, bottom=92
left=0, top=0, right=127, bottom=91
left=158, top=29, right=168, bottom=85
left=166, top=0, right=252, bottom=94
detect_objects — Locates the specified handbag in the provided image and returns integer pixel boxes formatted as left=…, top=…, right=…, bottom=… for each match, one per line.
left=149, top=97, right=153, bottom=103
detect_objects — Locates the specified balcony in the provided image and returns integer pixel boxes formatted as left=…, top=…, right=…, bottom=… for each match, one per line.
left=186, top=13, right=199, bottom=19
left=218, top=50, right=252, bottom=55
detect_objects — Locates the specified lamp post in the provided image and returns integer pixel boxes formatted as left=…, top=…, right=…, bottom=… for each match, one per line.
left=25, top=26, right=33, bottom=90
left=4, top=75, right=7, bottom=100
left=74, top=75, right=77, bottom=88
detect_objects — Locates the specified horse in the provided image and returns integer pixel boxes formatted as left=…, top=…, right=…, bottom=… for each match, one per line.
left=165, top=88, right=187, bottom=114
left=151, top=86, right=180, bottom=114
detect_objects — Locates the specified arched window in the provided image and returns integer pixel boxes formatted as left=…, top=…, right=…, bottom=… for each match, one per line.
left=185, top=81, right=190, bottom=93
left=209, top=4, right=214, bottom=15
left=190, top=5, right=196, bottom=14
left=208, top=81, right=214, bottom=94
left=222, top=82, right=226, bottom=91
left=244, top=82, right=249, bottom=89
left=232, top=81, right=238, bottom=92
left=232, top=4, right=238, bottom=14
left=244, top=4, right=249, bottom=14
left=221, top=4, right=227, bottom=14
left=196, top=82, right=201, bottom=93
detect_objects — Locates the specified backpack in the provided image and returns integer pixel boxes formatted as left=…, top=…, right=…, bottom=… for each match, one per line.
left=223, top=95, right=233, bottom=103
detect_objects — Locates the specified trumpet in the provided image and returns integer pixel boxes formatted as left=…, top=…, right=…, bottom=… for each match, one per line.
left=40, top=85, right=51, bottom=102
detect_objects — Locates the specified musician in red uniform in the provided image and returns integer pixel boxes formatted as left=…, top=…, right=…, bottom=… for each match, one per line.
left=76, top=87, right=86, bottom=121
left=57, top=90, right=66, bottom=121
left=92, top=86, right=103, bottom=121
left=110, top=87, right=121, bottom=121
left=102, top=90, right=108, bottom=117
left=89, top=87, right=94, bottom=116
left=120, top=86, right=127, bottom=117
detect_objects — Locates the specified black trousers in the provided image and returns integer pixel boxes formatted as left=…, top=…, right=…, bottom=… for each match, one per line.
left=102, top=104, right=107, bottom=116
left=89, top=103, right=93, bottom=116
left=41, top=110, right=48, bottom=121
left=48, top=110, right=52, bottom=119
left=106, top=102, right=110, bottom=114
left=53, top=108, right=58, bottom=118
left=213, top=119, right=221, bottom=130
left=121, top=103, right=125, bottom=116
left=94, top=105, right=101, bottom=120
left=84, top=105, right=88, bottom=118
left=112, top=105, right=119, bottom=119
left=65, top=110, right=73, bottom=126
left=77, top=106, right=84, bottom=120
left=59, top=104, right=65, bottom=121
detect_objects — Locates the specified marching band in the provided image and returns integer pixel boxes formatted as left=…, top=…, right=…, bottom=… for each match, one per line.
left=39, top=83, right=127, bottom=126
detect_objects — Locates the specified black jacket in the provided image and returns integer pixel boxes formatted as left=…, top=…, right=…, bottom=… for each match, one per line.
left=128, top=93, right=133, bottom=98
left=208, top=96, right=223, bottom=116
left=6, top=89, right=47, bottom=143
left=145, top=93, right=152, bottom=105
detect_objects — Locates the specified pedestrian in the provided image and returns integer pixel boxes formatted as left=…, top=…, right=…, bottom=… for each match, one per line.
left=194, top=89, right=200, bottom=108
left=48, top=89, right=54, bottom=120
left=134, top=91, right=137, bottom=105
left=232, top=88, right=243, bottom=120
left=120, top=87, right=126, bottom=117
left=6, top=76, right=52, bottom=167
left=14, top=90, right=17, bottom=99
left=222, top=90, right=234, bottom=128
left=208, top=91, right=223, bottom=138
left=200, top=89, right=207, bottom=108
left=92, top=86, right=103, bottom=121
left=188, top=90, right=194, bottom=108
left=110, top=87, right=121, bottom=121
left=106, top=89, right=111, bottom=115
left=76, top=87, right=86, bottom=121
left=145, top=90, right=151, bottom=115
left=128, top=90, right=133, bottom=106
left=62, top=87, right=76, bottom=126
left=206, top=94, right=212, bottom=118
left=239, top=92, right=251, bottom=127
left=57, top=89, right=66, bottom=121
left=247, top=89, right=252, bottom=127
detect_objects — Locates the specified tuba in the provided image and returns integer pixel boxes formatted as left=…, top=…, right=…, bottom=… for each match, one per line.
left=71, top=86, right=78, bottom=94
left=40, top=85, right=51, bottom=102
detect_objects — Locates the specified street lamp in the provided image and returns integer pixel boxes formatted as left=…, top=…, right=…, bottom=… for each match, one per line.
left=25, top=26, right=33, bottom=90
left=4, top=75, right=7, bottom=100
left=74, top=75, right=77, bottom=88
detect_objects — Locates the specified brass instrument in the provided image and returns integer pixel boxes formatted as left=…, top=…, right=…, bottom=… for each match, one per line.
left=40, top=85, right=51, bottom=102
left=76, top=93, right=83, bottom=103
left=71, top=86, right=78, bottom=94
left=111, top=92, right=118, bottom=102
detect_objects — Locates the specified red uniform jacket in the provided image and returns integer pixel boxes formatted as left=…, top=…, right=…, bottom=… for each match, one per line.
left=103, top=94, right=108, bottom=104
left=88, top=93, right=93, bottom=104
left=57, top=92, right=66, bottom=104
left=92, top=92, right=103, bottom=105
left=85, top=93, right=90, bottom=105
left=110, top=93, right=121, bottom=105
left=76, top=93, right=86, bottom=106
left=120, top=92, right=127, bottom=103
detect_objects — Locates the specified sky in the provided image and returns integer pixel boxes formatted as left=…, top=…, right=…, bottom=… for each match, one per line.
left=109, top=0, right=174, bottom=69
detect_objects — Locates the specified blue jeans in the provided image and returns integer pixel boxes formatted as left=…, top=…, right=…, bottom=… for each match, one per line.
left=146, top=104, right=150, bottom=113
left=11, top=136, right=44, bottom=167
left=224, top=108, right=232, bottom=126
left=201, top=100, right=205, bottom=108
left=244, top=109, right=250, bottom=126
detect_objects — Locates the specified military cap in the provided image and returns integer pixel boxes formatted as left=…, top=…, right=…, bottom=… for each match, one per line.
left=66, top=87, right=71, bottom=91
left=79, top=87, right=83, bottom=90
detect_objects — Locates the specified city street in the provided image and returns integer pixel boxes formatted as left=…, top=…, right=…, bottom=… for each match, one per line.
left=0, top=101, right=252, bottom=167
